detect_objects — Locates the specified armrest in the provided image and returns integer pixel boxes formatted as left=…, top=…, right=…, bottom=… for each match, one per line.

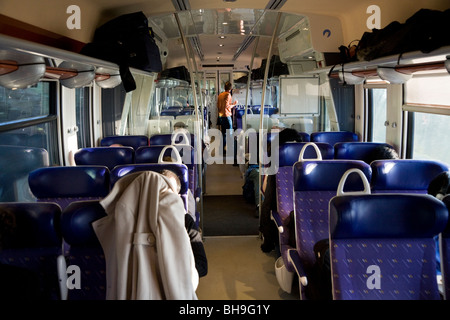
left=271, top=210, right=284, bottom=233
left=288, top=249, right=308, bottom=286
left=57, top=254, right=68, bottom=300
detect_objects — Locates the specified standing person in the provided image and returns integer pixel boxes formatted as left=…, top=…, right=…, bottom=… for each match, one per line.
left=217, top=81, right=238, bottom=154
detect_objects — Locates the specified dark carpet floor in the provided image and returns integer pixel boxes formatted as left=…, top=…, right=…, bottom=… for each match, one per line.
left=202, top=195, right=259, bottom=236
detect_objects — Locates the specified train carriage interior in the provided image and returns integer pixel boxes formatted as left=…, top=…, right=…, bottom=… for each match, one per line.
left=1, top=0, right=450, bottom=307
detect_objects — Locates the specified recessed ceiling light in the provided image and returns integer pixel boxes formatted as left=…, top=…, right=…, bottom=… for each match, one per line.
left=222, top=22, right=228, bottom=25
left=219, top=35, right=226, bottom=39
left=218, top=44, right=224, bottom=47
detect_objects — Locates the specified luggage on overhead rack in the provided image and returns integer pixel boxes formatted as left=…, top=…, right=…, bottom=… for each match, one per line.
left=356, top=8, right=450, bottom=62
left=80, top=11, right=162, bottom=92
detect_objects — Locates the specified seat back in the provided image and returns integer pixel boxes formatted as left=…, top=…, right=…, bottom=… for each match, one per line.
left=28, top=166, right=111, bottom=210
left=110, top=163, right=190, bottom=212
left=275, top=143, right=335, bottom=272
left=441, top=195, right=450, bottom=300
left=74, top=147, right=134, bottom=171
left=292, top=162, right=371, bottom=275
left=100, top=135, right=149, bottom=150
left=60, top=200, right=107, bottom=300
left=135, top=145, right=196, bottom=195
left=334, top=142, right=396, bottom=164
left=149, top=132, right=195, bottom=147
left=0, top=202, right=63, bottom=300
left=329, top=193, right=448, bottom=300
left=310, top=131, right=359, bottom=146
left=0, top=145, right=49, bottom=202
left=371, top=159, right=449, bottom=194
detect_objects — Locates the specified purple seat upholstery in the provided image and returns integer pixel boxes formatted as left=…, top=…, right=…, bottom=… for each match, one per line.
left=0, top=202, right=63, bottom=300
left=60, top=200, right=107, bottom=300
left=329, top=194, right=447, bottom=300
left=28, top=166, right=110, bottom=210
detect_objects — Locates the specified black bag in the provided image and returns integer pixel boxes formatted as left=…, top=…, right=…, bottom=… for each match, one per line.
left=305, top=238, right=332, bottom=300
left=80, top=11, right=162, bottom=92
left=357, top=9, right=450, bottom=61
left=160, top=66, right=190, bottom=83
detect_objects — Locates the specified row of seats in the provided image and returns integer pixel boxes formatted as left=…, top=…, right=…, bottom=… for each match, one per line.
left=28, top=163, right=191, bottom=212
left=270, top=142, right=449, bottom=300
left=0, top=200, right=107, bottom=300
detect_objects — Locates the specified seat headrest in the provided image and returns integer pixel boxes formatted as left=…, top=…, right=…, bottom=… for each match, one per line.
left=100, top=135, right=149, bottom=150
left=0, top=202, right=61, bottom=248
left=149, top=133, right=195, bottom=146
left=334, top=142, right=396, bottom=164
left=110, top=163, right=189, bottom=194
left=330, top=194, right=448, bottom=239
left=294, top=160, right=372, bottom=191
left=74, top=147, right=134, bottom=171
left=135, top=145, right=194, bottom=166
left=279, top=142, right=334, bottom=167
left=371, top=160, right=449, bottom=191
left=29, top=166, right=110, bottom=198
left=442, top=195, right=450, bottom=237
left=310, top=131, right=358, bottom=145
left=60, top=201, right=106, bottom=247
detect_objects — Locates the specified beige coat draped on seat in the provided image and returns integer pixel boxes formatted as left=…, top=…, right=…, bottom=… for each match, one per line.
left=92, top=171, right=198, bottom=300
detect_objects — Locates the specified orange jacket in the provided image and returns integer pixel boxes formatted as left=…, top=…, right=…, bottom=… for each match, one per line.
left=217, top=91, right=236, bottom=117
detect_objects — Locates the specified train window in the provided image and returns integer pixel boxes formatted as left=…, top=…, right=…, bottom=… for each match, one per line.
left=410, top=112, right=450, bottom=163
left=365, top=87, right=387, bottom=142
left=0, top=81, right=59, bottom=165
left=75, top=87, right=92, bottom=148
left=404, top=70, right=450, bottom=164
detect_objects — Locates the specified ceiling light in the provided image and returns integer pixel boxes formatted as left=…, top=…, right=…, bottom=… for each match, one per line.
left=338, top=71, right=365, bottom=85
left=58, top=61, right=95, bottom=88
left=219, top=44, right=224, bottom=47
left=219, top=36, right=226, bottom=39
left=0, top=50, right=46, bottom=89
left=377, top=66, right=412, bottom=84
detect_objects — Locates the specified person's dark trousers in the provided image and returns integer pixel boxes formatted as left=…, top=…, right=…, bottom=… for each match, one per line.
left=219, top=116, right=232, bottom=153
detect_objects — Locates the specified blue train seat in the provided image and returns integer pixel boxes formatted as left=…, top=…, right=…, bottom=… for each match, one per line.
left=149, top=132, right=196, bottom=147
left=0, top=202, right=63, bottom=300
left=329, top=193, right=448, bottom=300
left=371, top=159, right=449, bottom=194
left=0, top=145, right=49, bottom=202
left=28, top=166, right=111, bottom=210
left=310, top=131, right=359, bottom=146
left=60, top=200, right=107, bottom=300
left=136, top=145, right=197, bottom=198
left=74, top=147, right=134, bottom=171
left=441, top=195, right=450, bottom=300
left=110, top=163, right=190, bottom=213
left=100, top=135, right=149, bottom=150
left=286, top=165, right=371, bottom=298
left=334, top=142, right=396, bottom=164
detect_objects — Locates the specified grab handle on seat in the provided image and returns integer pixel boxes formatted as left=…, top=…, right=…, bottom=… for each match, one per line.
left=158, top=145, right=183, bottom=164
left=171, top=131, right=190, bottom=146
left=298, top=142, right=322, bottom=161
left=336, top=168, right=371, bottom=196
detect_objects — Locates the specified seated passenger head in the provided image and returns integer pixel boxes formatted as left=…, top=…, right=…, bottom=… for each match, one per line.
left=279, top=128, right=304, bottom=145
left=160, top=169, right=181, bottom=194
left=369, top=145, right=399, bottom=162
left=428, top=171, right=450, bottom=200
left=174, top=122, right=187, bottom=131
